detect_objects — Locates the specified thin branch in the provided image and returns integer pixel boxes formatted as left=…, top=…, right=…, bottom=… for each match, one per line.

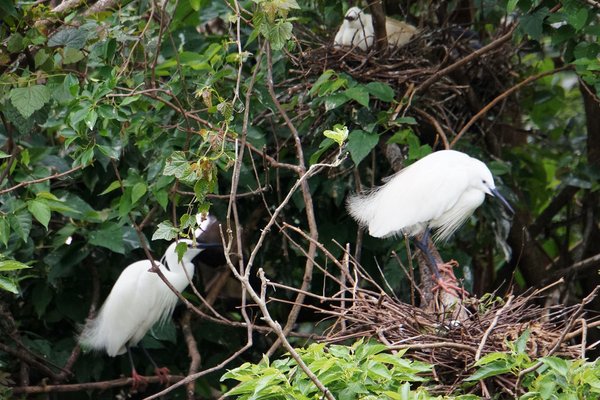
left=417, top=25, right=517, bottom=93
left=0, top=165, right=84, bottom=195
left=451, top=65, right=574, bottom=147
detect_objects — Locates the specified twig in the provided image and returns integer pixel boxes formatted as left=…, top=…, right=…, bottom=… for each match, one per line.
left=418, top=25, right=517, bottom=93
left=451, top=65, right=574, bottom=147
left=12, top=375, right=185, bottom=394
left=475, top=295, right=513, bottom=361
left=0, top=165, right=84, bottom=194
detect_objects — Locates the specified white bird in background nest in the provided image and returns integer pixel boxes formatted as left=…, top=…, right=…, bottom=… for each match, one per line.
left=347, top=150, right=514, bottom=294
left=79, top=234, right=222, bottom=389
left=334, top=6, right=418, bottom=51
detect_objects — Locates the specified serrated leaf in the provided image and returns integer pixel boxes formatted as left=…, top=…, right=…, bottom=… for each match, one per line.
left=9, top=85, right=51, bottom=118
left=88, top=223, right=125, bottom=253
left=366, top=81, right=395, bottom=102
left=0, top=260, right=31, bottom=271
left=0, top=217, right=9, bottom=246
left=347, top=130, right=379, bottom=165
left=8, top=210, right=32, bottom=243
left=164, top=151, right=191, bottom=178
left=131, top=182, right=147, bottom=204
left=27, top=199, right=51, bottom=229
left=268, top=21, right=293, bottom=51
left=48, top=28, right=88, bottom=49
left=0, top=276, right=18, bottom=294
left=152, top=221, right=179, bottom=241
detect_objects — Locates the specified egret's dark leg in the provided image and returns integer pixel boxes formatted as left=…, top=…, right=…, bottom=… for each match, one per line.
left=126, top=345, right=147, bottom=390
left=140, top=343, right=170, bottom=385
left=414, top=228, right=441, bottom=278
left=414, top=229, right=467, bottom=297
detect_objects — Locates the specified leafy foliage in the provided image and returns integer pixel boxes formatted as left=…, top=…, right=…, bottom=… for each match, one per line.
left=0, top=0, right=598, bottom=397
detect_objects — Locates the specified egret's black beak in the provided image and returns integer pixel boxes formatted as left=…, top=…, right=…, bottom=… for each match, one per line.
left=490, top=187, right=515, bottom=215
left=191, top=242, right=223, bottom=249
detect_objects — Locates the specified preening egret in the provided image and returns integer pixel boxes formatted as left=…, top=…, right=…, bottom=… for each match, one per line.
left=334, top=7, right=417, bottom=51
left=79, top=238, right=221, bottom=387
left=347, top=150, right=514, bottom=292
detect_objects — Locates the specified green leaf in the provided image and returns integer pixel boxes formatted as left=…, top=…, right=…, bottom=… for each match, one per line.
left=268, top=21, right=293, bottom=51
left=131, top=182, right=147, bottom=204
left=8, top=210, right=32, bottom=243
left=365, top=82, right=395, bottom=102
left=88, top=223, right=125, bottom=254
left=0, top=276, right=18, bottom=294
left=309, top=70, right=334, bottom=97
left=540, top=356, right=569, bottom=376
left=27, top=199, right=51, bottom=229
left=7, top=33, right=24, bottom=53
left=48, top=27, right=88, bottom=49
left=9, top=85, right=51, bottom=118
left=324, top=93, right=350, bottom=111
left=515, top=328, right=530, bottom=354
left=152, top=221, right=179, bottom=241
left=164, top=151, right=192, bottom=179
left=0, top=260, right=31, bottom=271
left=520, top=8, right=549, bottom=40
left=344, top=86, right=370, bottom=108
left=465, top=359, right=512, bottom=381
left=323, top=124, right=348, bottom=147
left=347, top=130, right=379, bottom=165
left=0, top=216, right=10, bottom=246
left=506, top=0, right=519, bottom=13
left=566, top=7, right=588, bottom=31
left=100, top=180, right=122, bottom=195
left=62, top=47, right=84, bottom=64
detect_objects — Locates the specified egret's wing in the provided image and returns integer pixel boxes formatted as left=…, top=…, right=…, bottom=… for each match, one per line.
left=348, top=151, right=471, bottom=238
left=334, top=23, right=346, bottom=47
left=385, top=18, right=417, bottom=47
left=79, top=260, right=167, bottom=356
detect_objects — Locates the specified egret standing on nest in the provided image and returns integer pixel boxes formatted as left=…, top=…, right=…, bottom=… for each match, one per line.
left=79, top=236, right=221, bottom=388
left=347, top=150, right=514, bottom=293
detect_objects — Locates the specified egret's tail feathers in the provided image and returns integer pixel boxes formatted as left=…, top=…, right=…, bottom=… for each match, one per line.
left=78, top=317, right=105, bottom=352
left=346, top=191, right=378, bottom=228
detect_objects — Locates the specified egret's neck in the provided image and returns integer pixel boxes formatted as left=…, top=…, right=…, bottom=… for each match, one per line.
left=163, top=253, right=195, bottom=289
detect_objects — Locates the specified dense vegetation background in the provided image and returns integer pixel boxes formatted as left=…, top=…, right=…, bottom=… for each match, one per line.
left=0, top=0, right=599, bottom=398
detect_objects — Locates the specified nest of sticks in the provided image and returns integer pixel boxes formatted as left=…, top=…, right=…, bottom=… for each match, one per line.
left=314, top=272, right=598, bottom=396
left=288, top=23, right=519, bottom=142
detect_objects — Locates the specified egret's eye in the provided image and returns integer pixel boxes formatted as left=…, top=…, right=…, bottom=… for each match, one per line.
left=482, top=179, right=487, bottom=184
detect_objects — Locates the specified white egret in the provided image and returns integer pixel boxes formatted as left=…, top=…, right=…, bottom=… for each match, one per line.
left=79, top=237, right=221, bottom=387
left=334, top=7, right=417, bottom=51
left=347, top=150, right=513, bottom=292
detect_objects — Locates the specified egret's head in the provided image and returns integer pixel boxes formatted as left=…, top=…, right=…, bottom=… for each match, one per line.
left=344, top=7, right=365, bottom=27
left=166, top=238, right=222, bottom=265
left=472, top=160, right=514, bottom=214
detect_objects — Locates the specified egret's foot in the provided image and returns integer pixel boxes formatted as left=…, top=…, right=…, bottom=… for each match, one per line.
left=130, top=369, right=148, bottom=391
left=155, top=367, right=170, bottom=386
left=431, top=274, right=469, bottom=298
left=437, top=260, right=460, bottom=281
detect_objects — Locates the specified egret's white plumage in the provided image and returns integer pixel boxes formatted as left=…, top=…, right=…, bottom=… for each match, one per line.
left=347, top=150, right=510, bottom=241
left=79, top=239, right=204, bottom=356
left=334, top=7, right=418, bottom=51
